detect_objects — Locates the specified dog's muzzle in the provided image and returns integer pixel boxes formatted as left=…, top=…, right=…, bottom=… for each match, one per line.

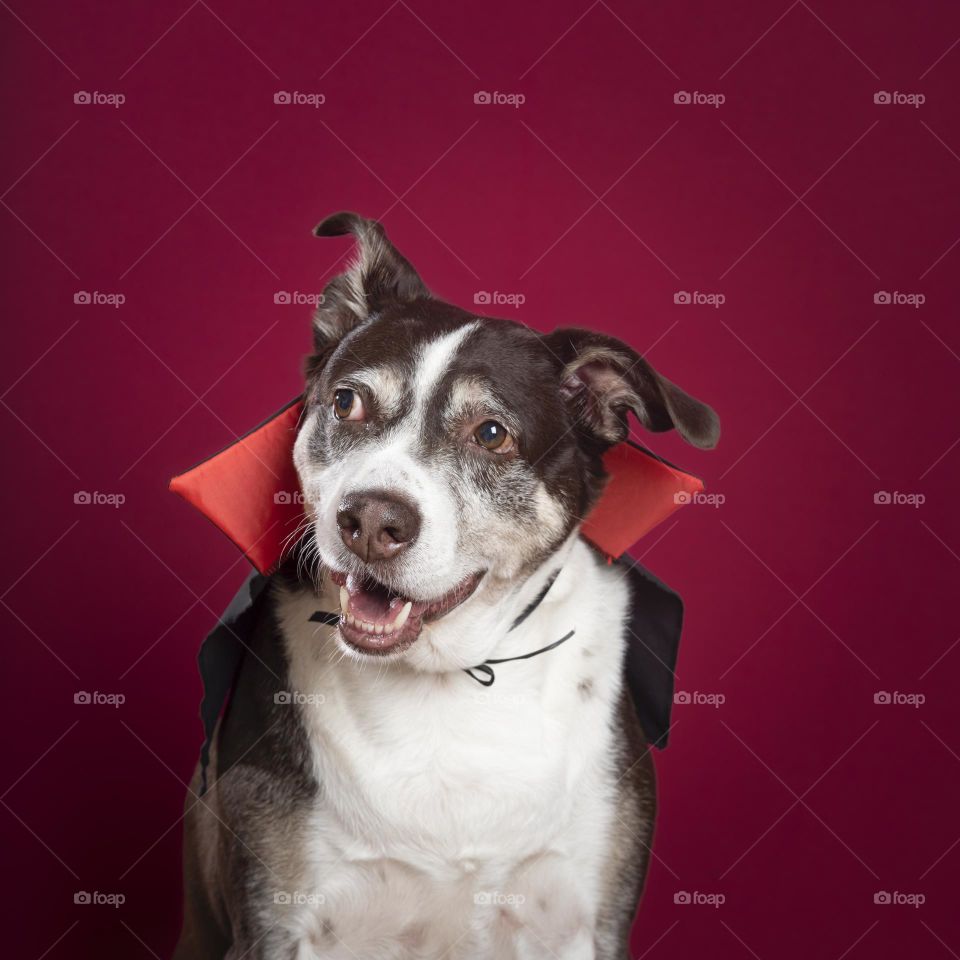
left=328, top=569, right=484, bottom=655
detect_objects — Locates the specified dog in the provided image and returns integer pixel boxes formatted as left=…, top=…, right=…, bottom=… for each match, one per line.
left=173, top=212, right=719, bottom=960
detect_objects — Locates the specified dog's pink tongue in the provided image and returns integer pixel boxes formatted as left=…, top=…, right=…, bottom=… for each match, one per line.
left=345, top=574, right=403, bottom=621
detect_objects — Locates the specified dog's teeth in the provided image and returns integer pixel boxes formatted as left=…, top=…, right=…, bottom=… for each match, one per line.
left=339, top=586, right=349, bottom=614
left=383, top=623, right=395, bottom=635
left=345, top=614, right=355, bottom=626
left=374, top=623, right=384, bottom=635
left=393, top=601, right=412, bottom=630
left=363, top=621, right=374, bottom=633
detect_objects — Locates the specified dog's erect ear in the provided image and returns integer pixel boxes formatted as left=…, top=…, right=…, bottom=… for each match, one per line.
left=310, top=212, right=429, bottom=357
left=543, top=327, right=720, bottom=450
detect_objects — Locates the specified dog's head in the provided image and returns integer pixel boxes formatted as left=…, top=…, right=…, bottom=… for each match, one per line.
left=293, top=213, right=719, bottom=669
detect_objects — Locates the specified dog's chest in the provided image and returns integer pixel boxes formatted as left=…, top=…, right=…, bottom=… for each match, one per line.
left=275, top=559, right=630, bottom=954
left=282, top=586, right=625, bottom=853
left=331, top=681, right=597, bottom=858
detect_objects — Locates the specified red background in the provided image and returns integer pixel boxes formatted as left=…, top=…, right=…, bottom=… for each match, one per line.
left=3, top=1, right=960, bottom=957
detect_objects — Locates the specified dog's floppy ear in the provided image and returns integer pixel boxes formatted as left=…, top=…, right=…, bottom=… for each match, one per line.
left=543, top=327, right=720, bottom=450
left=310, top=212, right=429, bottom=358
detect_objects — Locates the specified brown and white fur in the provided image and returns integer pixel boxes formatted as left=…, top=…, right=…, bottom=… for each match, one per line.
left=174, top=213, right=719, bottom=960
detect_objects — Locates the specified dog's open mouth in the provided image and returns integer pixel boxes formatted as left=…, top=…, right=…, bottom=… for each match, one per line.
left=328, top=570, right=484, bottom=655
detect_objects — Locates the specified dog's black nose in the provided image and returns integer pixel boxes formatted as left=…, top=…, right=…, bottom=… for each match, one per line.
left=336, top=491, right=421, bottom=562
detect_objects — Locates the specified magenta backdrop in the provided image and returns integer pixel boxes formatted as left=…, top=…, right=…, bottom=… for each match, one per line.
left=3, top=1, right=960, bottom=957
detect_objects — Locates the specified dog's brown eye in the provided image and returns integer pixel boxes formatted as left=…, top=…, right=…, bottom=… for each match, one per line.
left=333, top=388, right=364, bottom=421
left=474, top=420, right=513, bottom=453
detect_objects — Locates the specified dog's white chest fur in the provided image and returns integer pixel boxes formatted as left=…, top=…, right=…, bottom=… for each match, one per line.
left=276, top=540, right=632, bottom=958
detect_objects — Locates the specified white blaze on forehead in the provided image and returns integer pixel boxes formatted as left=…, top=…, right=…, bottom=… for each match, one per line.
left=410, top=322, right=479, bottom=417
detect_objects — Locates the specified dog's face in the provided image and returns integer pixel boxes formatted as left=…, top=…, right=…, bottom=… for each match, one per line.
left=293, top=213, right=719, bottom=668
